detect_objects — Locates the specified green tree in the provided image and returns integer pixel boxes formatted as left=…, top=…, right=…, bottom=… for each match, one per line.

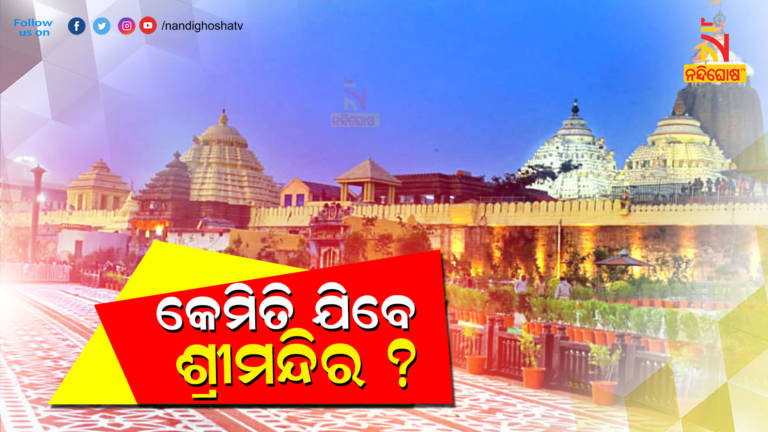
left=395, top=224, right=432, bottom=256
left=343, top=231, right=368, bottom=264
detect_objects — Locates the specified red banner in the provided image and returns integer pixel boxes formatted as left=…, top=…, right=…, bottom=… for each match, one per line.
left=96, top=251, right=454, bottom=405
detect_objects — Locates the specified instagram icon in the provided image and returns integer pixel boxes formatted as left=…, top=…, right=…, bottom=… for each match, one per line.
left=118, top=17, right=135, bottom=35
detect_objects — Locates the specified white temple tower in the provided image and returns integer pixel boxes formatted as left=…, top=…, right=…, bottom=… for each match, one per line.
left=180, top=109, right=279, bottom=207
left=523, top=100, right=618, bottom=199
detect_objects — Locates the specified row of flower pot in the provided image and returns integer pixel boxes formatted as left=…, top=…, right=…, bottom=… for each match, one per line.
left=104, top=282, right=124, bottom=290
left=614, top=298, right=731, bottom=310
left=451, top=308, right=517, bottom=328
left=523, top=321, right=671, bottom=353
left=451, top=308, right=488, bottom=325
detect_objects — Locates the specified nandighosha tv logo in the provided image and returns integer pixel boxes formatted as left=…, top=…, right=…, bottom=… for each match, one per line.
left=683, top=13, right=746, bottom=83
left=13, top=18, right=52, bottom=37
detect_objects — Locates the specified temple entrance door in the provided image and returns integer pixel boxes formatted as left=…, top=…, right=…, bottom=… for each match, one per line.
left=321, top=248, right=340, bottom=268
left=74, top=240, right=83, bottom=259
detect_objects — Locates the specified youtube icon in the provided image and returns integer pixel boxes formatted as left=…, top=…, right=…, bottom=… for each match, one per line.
left=139, top=16, right=156, bottom=34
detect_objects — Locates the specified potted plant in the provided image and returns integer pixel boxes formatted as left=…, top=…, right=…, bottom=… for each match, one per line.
left=630, top=307, right=649, bottom=349
left=611, top=280, right=631, bottom=304
left=473, top=290, right=489, bottom=324
left=601, top=302, right=618, bottom=346
left=680, top=311, right=701, bottom=356
left=614, top=303, right=633, bottom=343
left=664, top=308, right=680, bottom=351
left=528, top=297, right=546, bottom=335
left=560, top=300, right=577, bottom=340
left=646, top=308, right=665, bottom=353
left=488, top=286, right=516, bottom=328
left=573, top=308, right=585, bottom=342
left=588, top=343, right=623, bottom=406
left=463, top=326, right=486, bottom=374
left=581, top=300, right=598, bottom=343
left=520, top=331, right=545, bottom=389
left=594, top=302, right=610, bottom=346
left=545, top=298, right=561, bottom=333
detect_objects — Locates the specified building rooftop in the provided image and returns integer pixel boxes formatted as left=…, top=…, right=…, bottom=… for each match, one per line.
left=68, top=159, right=129, bottom=192
left=335, top=158, right=402, bottom=185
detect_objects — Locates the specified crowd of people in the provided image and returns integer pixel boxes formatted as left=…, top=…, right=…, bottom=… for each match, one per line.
left=0, top=260, right=72, bottom=282
left=682, top=177, right=764, bottom=200
left=618, top=177, right=768, bottom=206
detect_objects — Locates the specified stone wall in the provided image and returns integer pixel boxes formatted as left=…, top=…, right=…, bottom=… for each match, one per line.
left=248, top=200, right=766, bottom=281
left=459, top=225, right=761, bottom=281
left=250, top=200, right=768, bottom=228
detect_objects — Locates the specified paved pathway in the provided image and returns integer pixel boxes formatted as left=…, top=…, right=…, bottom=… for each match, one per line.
left=0, top=283, right=653, bottom=431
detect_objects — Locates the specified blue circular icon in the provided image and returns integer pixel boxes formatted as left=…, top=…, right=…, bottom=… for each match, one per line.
left=93, top=18, right=110, bottom=35
left=68, top=17, right=86, bottom=35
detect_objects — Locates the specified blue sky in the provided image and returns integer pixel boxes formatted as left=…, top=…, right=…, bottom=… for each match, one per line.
left=5, top=0, right=768, bottom=187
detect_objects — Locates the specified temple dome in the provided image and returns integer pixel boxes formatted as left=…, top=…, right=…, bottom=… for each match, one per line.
left=617, top=111, right=734, bottom=186
left=198, top=109, right=248, bottom=146
left=180, top=109, right=279, bottom=207
left=556, top=101, right=594, bottom=137
left=649, top=116, right=709, bottom=139
left=523, top=99, right=618, bottom=199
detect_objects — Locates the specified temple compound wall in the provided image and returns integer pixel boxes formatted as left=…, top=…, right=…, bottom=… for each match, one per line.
left=249, top=200, right=767, bottom=280
left=6, top=199, right=765, bottom=280
left=249, top=199, right=768, bottom=228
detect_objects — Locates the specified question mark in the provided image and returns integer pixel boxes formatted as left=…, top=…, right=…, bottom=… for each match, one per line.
left=387, top=338, right=416, bottom=389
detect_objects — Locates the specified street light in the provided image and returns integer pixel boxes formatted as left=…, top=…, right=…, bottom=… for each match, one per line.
left=29, top=165, right=46, bottom=262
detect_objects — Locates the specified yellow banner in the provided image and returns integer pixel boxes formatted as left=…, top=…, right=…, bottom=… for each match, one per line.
left=684, top=64, right=747, bottom=83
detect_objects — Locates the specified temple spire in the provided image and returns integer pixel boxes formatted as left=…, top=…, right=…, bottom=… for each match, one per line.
left=571, top=99, right=579, bottom=115
left=218, top=108, right=228, bottom=126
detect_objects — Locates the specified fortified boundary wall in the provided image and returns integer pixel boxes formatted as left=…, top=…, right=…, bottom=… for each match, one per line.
left=250, top=200, right=768, bottom=228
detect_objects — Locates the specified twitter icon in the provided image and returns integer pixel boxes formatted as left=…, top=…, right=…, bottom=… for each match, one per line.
left=93, top=17, right=110, bottom=35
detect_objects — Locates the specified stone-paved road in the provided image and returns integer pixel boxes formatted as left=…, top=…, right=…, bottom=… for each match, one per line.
left=0, top=283, right=655, bottom=432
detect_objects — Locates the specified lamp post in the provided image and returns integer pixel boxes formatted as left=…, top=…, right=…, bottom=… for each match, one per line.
left=29, top=164, right=46, bottom=262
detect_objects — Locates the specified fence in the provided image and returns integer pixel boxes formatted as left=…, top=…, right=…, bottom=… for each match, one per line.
left=449, top=313, right=712, bottom=413
left=0, top=262, right=71, bottom=282
left=610, top=182, right=768, bottom=205
left=78, top=270, right=129, bottom=290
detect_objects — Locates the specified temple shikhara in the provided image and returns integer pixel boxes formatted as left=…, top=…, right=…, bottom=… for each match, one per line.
left=616, top=100, right=734, bottom=191
left=180, top=109, right=279, bottom=207
left=522, top=100, right=618, bottom=199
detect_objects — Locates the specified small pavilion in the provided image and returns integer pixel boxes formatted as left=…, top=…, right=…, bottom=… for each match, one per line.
left=335, top=158, right=401, bottom=204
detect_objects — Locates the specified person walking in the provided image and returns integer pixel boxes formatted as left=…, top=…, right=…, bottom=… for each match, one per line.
left=514, top=274, right=528, bottom=294
left=554, top=276, right=572, bottom=300
left=514, top=274, right=530, bottom=317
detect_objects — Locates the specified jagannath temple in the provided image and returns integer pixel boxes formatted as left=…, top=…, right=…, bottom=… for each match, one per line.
left=616, top=100, right=734, bottom=191
left=130, top=110, right=281, bottom=234
left=523, top=100, right=618, bottom=199
left=180, top=109, right=279, bottom=207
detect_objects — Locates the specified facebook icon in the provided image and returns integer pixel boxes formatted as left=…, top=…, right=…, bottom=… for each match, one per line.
left=68, top=17, right=86, bottom=35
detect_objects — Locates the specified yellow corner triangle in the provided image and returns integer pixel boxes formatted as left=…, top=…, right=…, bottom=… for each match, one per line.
left=50, top=241, right=302, bottom=405
left=50, top=325, right=136, bottom=405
